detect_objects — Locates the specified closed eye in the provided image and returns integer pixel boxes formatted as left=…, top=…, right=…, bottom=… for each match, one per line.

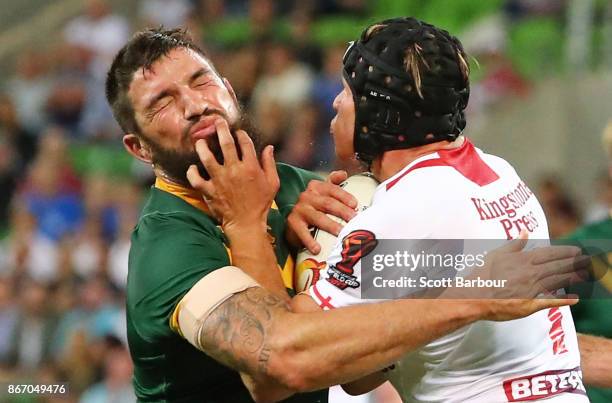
left=146, top=98, right=172, bottom=120
left=193, top=78, right=213, bottom=88
left=190, top=67, right=215, bottom=88
left=157, top=99, right=172, bottom=110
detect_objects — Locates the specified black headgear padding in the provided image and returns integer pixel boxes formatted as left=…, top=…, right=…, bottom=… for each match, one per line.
left=342, top=17, right=470, bottom=163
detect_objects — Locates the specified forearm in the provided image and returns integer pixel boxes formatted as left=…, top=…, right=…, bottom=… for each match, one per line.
left=578, top=333, right=612, bottom=388
left=239, top=372, right=294, bottom=402
left=274, top=299, right=482, bottom=390
left=199, top=287, right=483, bottom=395
left=225, top=223, right=289, bottom=301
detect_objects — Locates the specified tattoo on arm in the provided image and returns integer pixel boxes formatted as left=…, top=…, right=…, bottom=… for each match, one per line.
left=199, top=287, right=288, bottom=377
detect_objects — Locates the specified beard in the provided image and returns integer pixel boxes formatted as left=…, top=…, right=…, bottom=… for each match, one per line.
left=144, top=112, right=262, bottom=187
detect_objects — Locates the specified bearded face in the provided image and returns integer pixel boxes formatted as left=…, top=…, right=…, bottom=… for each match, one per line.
left=143, top=113, right=261, bottom=187
left=125, top=48, right=264, bottom=187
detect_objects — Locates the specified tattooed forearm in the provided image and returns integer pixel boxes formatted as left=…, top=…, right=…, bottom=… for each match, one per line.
left=199, top=287, right=288, bottom=377
left=258, top=345, right=271, bottom=374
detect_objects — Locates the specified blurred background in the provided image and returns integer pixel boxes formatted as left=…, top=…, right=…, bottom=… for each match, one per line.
left=0, top=0, right=610, bottom=402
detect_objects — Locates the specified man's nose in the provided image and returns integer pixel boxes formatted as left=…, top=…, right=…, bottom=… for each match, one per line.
left=182, top=89, right=207, bottom=120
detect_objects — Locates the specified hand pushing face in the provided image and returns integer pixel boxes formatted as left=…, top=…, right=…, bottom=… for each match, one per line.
left=187, top=119, right=279, bottom=229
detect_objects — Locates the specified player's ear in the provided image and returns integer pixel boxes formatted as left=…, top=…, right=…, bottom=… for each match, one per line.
left=123, top=133, right=152, bottom=164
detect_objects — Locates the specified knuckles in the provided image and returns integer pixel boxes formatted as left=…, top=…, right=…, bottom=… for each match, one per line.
left=306, top=180, right=323, bottom=192
left=286, top=214, right=304, bottom=230
left=297, top=191, right=312, bottom=204
left=321, top=198, right=334, bottom=212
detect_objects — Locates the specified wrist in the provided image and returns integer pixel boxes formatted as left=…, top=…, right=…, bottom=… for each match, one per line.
left=223, top=221, right=269, bottom=239
left=469, top=299, right=494, bottom=321
left=434, top=299, right=490, bottom=323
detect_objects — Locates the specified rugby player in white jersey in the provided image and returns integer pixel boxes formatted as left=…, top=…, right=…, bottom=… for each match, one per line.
left=183, top=16, right=612, bottom=402
left=293, top=17, right=592, bottom=402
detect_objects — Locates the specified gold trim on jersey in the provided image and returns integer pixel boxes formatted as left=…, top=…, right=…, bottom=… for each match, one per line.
left=281, top=253, right=296, bottom=290
left=155, top=177, right=211, bottom=214
left=598, top=253, right=612, bottom=293
left=224, top=238, right=294, bottom=290
left=154, top=176, right=279, bottom=213
left=169, top=300, right=184, bottom=336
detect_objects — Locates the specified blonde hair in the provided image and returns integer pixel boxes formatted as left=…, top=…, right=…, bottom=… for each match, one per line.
left=365, top=23, right=469, bottom=99
left=364, top=24, right=387, bottom=40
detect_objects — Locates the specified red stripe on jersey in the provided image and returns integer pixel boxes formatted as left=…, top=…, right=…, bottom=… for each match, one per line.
left=312, top=283, right=336, bottom=309
left=437, top=140, right=500, bottom=186
left=386, top=159, right=448, bottom=190
left=548, top=308, right=568, bottom=355
left=386, top=139, right=500, bottom=190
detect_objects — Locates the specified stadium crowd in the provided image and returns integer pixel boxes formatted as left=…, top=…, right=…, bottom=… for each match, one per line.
left=0, top=0, right=609, bottom=401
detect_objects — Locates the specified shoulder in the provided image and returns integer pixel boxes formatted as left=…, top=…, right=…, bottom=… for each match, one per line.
left=132, top=191, right=221, bottom=253
left=130, top=206, right=228, bottom=278
left=276, top=163, right=322, bottom=186
left=477, top=149, right=521, bottom=177
left=134, top=208, right=217, bottom=240
left=566, top=217, right=612, bottom=240
left=128, top=191, right=230, bottom=314
left=136, top=188, right=217, bottom=233
left=336, top=185, right=440, bottom=242
left=381, top=167, right=458, bottom=213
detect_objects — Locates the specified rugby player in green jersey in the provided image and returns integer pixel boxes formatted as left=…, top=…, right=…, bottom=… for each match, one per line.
left=106, top=28, right=593, bottom=402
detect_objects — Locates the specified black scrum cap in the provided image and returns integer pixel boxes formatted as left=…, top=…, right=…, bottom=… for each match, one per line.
left=342, top=17, right=470, bottom=163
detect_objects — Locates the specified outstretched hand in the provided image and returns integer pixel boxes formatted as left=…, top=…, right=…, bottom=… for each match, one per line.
left=464, top=232, right=589, bottom=321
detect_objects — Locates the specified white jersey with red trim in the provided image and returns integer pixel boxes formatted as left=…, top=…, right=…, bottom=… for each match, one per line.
left=309, top=139, right=587, bottom=403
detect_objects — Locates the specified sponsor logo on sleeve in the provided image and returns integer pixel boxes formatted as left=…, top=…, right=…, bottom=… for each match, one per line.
left=503, top=367, right=586, bottom=402
left=326, top=230, right=377, bottom=290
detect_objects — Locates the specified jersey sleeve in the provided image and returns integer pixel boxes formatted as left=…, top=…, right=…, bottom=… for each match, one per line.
left=127, top=212, right=232, bottom=339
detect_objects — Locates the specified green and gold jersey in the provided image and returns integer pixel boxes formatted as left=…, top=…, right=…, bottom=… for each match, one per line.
left=126, top=163, right=327, bottom=402
left=565, top=217, right=612, bottom=403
